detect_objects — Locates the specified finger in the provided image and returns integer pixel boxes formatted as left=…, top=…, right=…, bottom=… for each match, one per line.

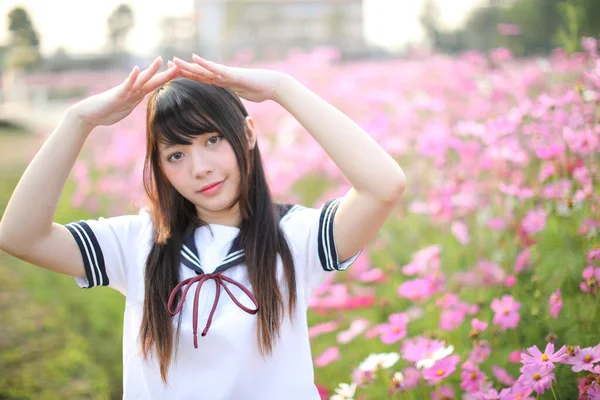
left=132, top=56, right=163, bottom=91
left=176, top=68, right=211, bottom=84
left=192, top=54, right=228, bottom=76
left=172, top=57, right=219, bottom=80
left=141, top=65, right=181, bottom=93
left=122, top=66, right=140, bottom=92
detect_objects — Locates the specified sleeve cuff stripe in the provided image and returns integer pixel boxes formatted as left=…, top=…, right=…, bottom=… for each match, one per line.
left=318, top=198, right=342, bottom=271
left=65, top=222, right=108, bottom=287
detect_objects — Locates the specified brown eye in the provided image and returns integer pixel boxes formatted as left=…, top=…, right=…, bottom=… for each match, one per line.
left=168, top=152, right=184, bottom=162
left=207, top=135, right=222, bottom=146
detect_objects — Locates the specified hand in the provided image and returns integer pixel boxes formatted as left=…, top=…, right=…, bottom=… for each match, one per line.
left=170, top=54, right=289, bottom=103
left=71, top=57, right=179, bottom=128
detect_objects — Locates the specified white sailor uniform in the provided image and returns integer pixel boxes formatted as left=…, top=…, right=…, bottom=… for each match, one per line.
left=65, top=199, right=359, bottom=400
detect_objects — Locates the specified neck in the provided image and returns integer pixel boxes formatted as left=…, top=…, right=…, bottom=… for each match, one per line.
left=196, top=204, right=242, bottom=228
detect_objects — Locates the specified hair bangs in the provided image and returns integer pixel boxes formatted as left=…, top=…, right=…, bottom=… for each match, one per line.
left=151, top=90, right=224, bottom=147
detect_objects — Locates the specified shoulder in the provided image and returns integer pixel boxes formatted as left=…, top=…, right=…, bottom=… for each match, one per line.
left=65, top=208, right=154, bottom=245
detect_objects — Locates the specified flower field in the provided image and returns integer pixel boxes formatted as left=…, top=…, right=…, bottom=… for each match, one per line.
left=2, top=38, right=600, bottom=399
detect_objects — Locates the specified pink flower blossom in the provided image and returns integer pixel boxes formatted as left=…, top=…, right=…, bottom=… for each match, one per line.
left=469, top=341, right=492, bottom=364
left=518, top=364, right=555, bottom=395
left=397, top=277, right=439, bottom=301
left=509, top=350, right=524, bottom=364
left=522, top=207, right=548, bottom=235
left=314, top=346, right=339, bottom=367
left=460, top=361, right=486, bottom=393
left=471, top=318, right=488, bottom=332
left=514, top=249, right=531, bottom=273
left=401, top=366, right=421, bottom=389
left=451, top=220, right=470, bottom=245
left=521, top=343, right=566, bottom=367
left=431, top=385, right=455, bottom=400
left=422, top=355, right=460, bottom=384
left=492, top=364, right=515, bottom=385
left=581, top=266, right=600, bottom=293
left=505, top=275, right=517, bottom=287
left=337, top=318, right=369, bottom=344
left=491, top=295, right=521, bottom=330
left=401, top=337, right=447, bottom=364
left=380, top=313, right=409, bottom=344
left=308, top=321, right=338, bottom=338
left=564, top=345, right=600, bottom=372
left=548, top=289, right=562, bottom=318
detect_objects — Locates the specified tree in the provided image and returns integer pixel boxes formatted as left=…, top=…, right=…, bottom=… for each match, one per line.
left=107, top=4, right=134, bottom=54
left=5, top=7, right=41, bottom=68
left=420, top=0, right=442, bottom=50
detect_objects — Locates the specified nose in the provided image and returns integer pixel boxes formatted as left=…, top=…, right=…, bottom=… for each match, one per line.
left=190, top=148, right=213, bottom=178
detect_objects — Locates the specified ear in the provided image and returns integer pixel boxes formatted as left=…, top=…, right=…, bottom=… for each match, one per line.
left=245, top=116, right=257, bottom=150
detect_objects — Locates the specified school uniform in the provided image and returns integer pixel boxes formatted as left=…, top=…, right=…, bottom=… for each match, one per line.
left=65, top=198, right=360, bottom=400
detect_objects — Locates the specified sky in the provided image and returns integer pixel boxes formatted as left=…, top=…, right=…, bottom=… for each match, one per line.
left=0, top=0, right=485, bottom=57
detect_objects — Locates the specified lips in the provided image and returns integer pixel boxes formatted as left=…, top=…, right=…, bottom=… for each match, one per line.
left=198, top=180, right=224, bottom=193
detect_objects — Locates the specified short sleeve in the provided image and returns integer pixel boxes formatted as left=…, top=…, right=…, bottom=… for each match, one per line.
left=64, top=209, right=151, bottom=295
left=280, top=198, right=362, bottom=300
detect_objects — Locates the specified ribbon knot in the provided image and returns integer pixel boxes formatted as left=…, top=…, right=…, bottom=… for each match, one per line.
left=167, top=271, right=259, bottom=348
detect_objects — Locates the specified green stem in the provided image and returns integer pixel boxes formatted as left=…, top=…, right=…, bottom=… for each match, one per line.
left=549, top=381, right=560, bottom=400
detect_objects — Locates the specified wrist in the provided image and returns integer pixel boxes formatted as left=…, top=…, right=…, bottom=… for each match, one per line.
left=65, top=105, right=96, bottom=134
left=272, top=73, right=297, bottom=105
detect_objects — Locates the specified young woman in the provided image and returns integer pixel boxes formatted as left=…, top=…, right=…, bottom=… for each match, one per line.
left=0, top=55, right=406, bottom=399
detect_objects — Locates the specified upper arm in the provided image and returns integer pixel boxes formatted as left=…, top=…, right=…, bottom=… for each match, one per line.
left=2, top=212, right=150, bottom=295
left=333, top=188, right=400, bottom=263
left=5, top=222, right=88, bottom=278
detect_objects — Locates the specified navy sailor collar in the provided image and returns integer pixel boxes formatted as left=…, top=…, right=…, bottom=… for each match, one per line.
left=180, top=226, right=245, bottom=275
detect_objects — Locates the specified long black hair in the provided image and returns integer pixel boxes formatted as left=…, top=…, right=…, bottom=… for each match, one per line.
left=139, top=78, right=297, bottom=383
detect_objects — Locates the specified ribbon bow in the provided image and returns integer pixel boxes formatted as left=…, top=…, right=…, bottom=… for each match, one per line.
left=168, top=271, right=259, bottom=348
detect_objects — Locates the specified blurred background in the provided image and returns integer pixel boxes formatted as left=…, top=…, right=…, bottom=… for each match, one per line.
left=0, top=1, right=599, bottom=399
left=0, top=0, right=598, bottom=128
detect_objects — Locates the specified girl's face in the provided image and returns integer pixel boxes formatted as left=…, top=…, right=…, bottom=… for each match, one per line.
left=158, top=117, right=256, bottom=227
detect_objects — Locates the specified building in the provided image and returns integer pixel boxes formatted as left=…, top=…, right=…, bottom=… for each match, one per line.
left=192, top=0, right=368, bottom=61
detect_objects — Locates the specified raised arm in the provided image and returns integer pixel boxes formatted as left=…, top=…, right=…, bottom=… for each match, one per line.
left=273, top=76, right=406, bottom=262
left=171, top=55, right=406, bottom=263
left=0, top=57, right=179, bottom=276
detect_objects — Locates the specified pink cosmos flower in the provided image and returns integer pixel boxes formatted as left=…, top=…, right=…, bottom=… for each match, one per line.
left=492, top=364, right=515, bottom=385
left=314, top=346, right=339, bottom=367
left=522, top=207, right=548, bottom=235
left=564, top=345, right=600, bottom=372
left=509, top=350, right=525, bottom=363
left=548, top=289, right=562, bottom=318
left=518, top=364, right=555, bottom=395
left=401, top=337, right=447, bottom=364
left=498, top=382, right=534, bottom=400
left=460, top=361, right=486, bottom=393
left=431, top=385, right=455, bottom=400
left=422, top=355, right=460, bottom=384
left=380, top=313, right=409, bottom=344
left=397, top=277, right=438, bottom=301
left=581, top=266, right=600, bottom=293
left=337, top=318, right=369, bottom=344
left=521, top=343, right=566, bottom=368
left=588, top=249, right=600, bottom=264
left=514, top=249, right=531, bottom=273
left=505, top=275, right=517, bottom=287
left=451, top=220, right=470, bottom=245
left=469, top=341, right=492, bottom=364
left=440, top=308, right=466, bottom=331
left=401, top=366, right=421, bottom=389
left=471, top=318, right=488, bottom=332
left=491, top=295, right=521, bottom=330
left=308, top=321, right=338, bottom=338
